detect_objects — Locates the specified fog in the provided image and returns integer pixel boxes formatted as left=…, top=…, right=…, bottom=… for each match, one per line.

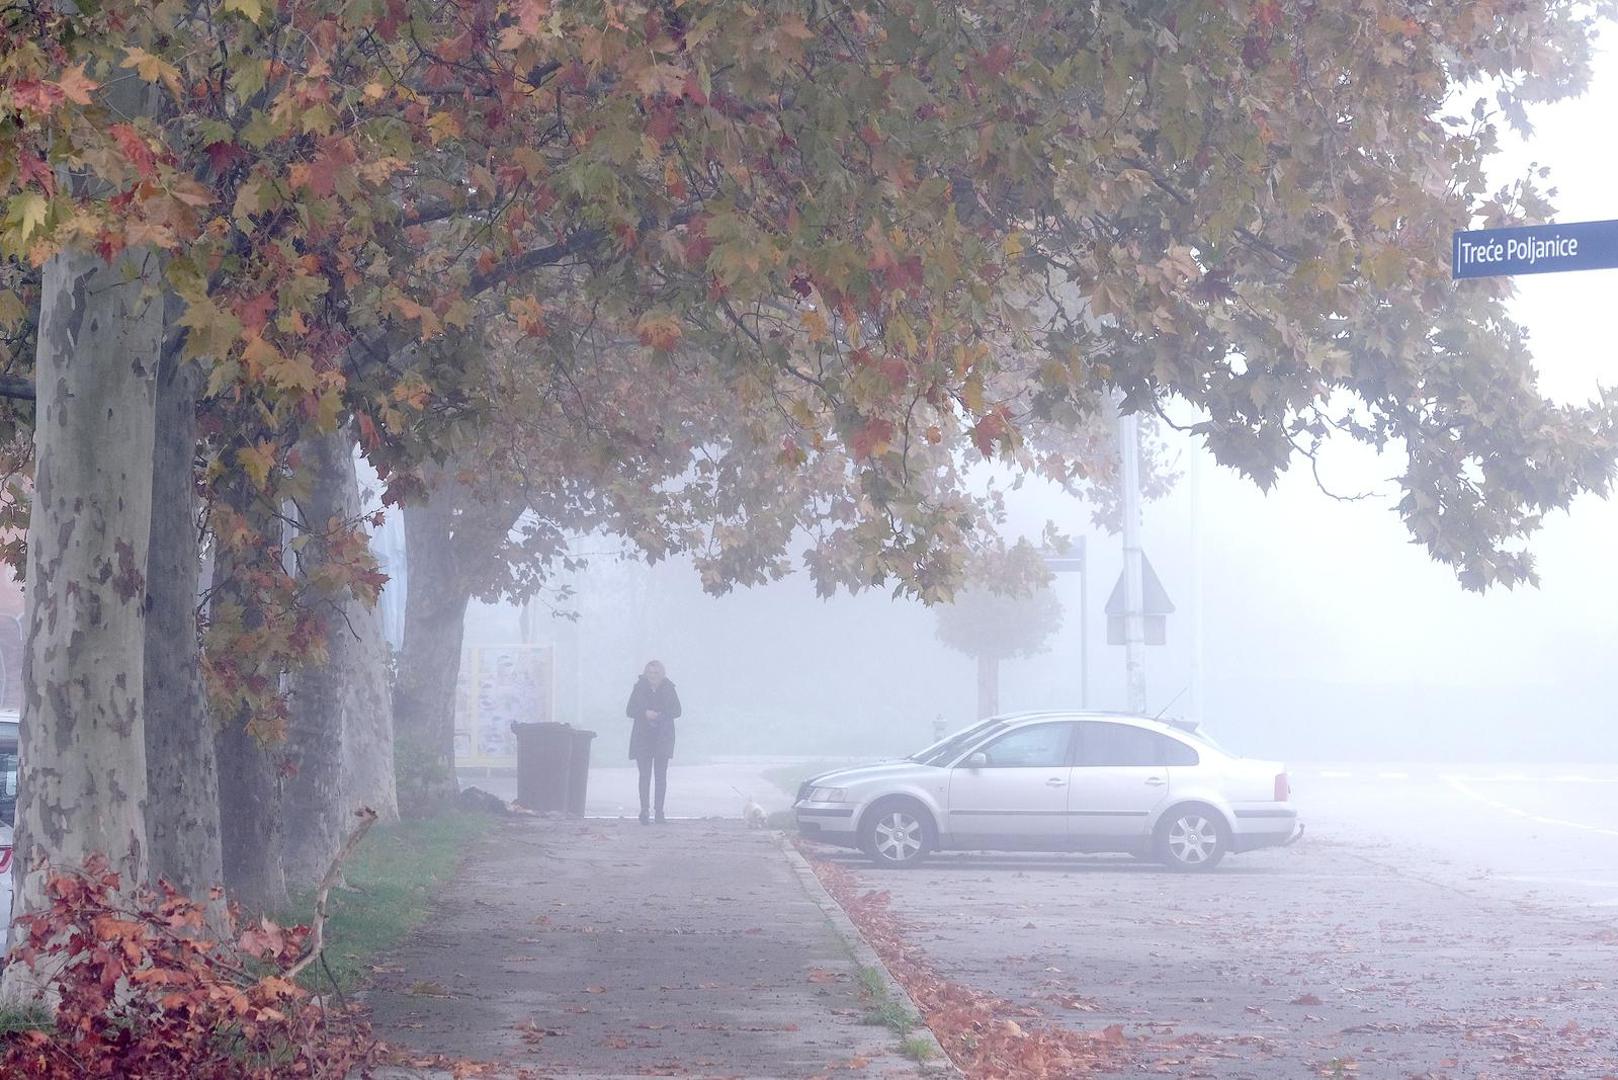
left=449, top=54, right=1618, bottom=774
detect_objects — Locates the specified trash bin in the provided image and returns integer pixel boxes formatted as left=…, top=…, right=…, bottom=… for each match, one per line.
left=512, top=721, right=573, bottom=812
left=565, top=728, right=596, bottom=816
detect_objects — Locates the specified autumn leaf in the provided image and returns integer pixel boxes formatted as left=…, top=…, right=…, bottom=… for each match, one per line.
left=235, top=442, right=277, bottom=490
left=849, top=418, right=894, bottom=460
left=122, top=47, right=183, bottom=97
left=635, top=312, right=683, bottom=351
left=223, top=0, right=264, bottom=21
left=3, top=193, right=48, bottom=247
left=53, top=65, right=98, bottom=106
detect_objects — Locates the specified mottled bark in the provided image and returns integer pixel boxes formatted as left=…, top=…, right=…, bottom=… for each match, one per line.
left=143, top=351, right=224, bottom=899
left=212, top=495, right=288, bottom=916
left=392, top=496, right=472, bottom=818
left=282, top=433, right=356, bottom=887
left=7, top=244, right=163, bottom=955
left=976, top=654, right=999, bottom=719
left=342, top=569, right=398, bottom=824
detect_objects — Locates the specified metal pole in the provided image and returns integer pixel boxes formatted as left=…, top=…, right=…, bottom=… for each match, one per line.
left=1189, top=445, right=1204, bottom=725
left=1078, top=536, right=1090, bottom=710
left=1117, top=406, right=1148, bottom=713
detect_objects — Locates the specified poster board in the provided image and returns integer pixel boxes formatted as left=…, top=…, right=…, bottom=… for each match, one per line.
left=454, top=644, right=554, bottom=767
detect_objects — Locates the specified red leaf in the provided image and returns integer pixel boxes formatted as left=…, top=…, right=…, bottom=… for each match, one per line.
left=110, top=124, right=157, bottom=179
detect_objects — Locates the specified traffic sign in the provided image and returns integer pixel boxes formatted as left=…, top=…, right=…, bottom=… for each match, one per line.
left=1453, top=219, right=1618, bottom=279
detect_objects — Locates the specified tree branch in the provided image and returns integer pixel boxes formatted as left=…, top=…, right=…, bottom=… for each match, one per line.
left=284, top=806, right=380, bottom=982
left=0, top=374, right=35, bottom=401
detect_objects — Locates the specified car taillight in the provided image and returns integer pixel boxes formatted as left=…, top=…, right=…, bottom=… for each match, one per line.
left=1274, top=772, right=1291, bottom=802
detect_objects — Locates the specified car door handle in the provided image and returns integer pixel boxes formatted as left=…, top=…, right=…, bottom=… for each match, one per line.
left=1046, top=777, right=1067, bottom=787
left=1145, top=777, right=1166, bottom=786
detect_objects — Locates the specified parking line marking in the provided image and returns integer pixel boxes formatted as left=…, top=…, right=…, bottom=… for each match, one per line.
left=1444, top=777, right=1618, bottom=840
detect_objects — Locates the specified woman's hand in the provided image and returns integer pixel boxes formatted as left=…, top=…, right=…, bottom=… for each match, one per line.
left=644, top=709, right=658, bottom=721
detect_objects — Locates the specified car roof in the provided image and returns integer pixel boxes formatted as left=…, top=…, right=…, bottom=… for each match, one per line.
left=986, top=710, right=1193, bottom=737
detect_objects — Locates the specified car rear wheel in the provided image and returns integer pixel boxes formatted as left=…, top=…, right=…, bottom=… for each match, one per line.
left=1155, top=806, right=1228, bottom=871
left=859, top=799, right=934, bottom=868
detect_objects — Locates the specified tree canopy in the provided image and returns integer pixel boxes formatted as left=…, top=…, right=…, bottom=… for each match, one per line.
left=0, top=0, right=1610, bottom=603
left=0, top=0, right=1614, bottom=938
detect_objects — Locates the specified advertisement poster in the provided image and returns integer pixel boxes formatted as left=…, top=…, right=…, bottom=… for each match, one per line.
left=454, top=644, right=554, bottom=767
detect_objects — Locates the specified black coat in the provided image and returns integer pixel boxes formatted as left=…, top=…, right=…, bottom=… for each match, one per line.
left=626, top=676, right=681, bottom=760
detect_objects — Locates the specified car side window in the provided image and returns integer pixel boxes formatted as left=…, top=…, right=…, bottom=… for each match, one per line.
left=969, top=723, right=1074, bottom=768
left=1158, top=735, right=1200, bottom=766
left=1078, top=722, right=1163, bottom=767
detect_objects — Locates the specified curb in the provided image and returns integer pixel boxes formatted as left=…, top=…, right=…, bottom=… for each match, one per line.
left=773, top=834, right=960, bottom=1076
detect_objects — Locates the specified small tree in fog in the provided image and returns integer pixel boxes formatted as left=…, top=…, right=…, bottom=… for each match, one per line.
left=935, top=582, right=1063, bottom=720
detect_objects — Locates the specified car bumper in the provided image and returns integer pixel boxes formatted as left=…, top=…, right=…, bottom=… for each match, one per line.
left=1230, top=806, right=1302, bottom=853
left=794, top=803, right=860, bottom=846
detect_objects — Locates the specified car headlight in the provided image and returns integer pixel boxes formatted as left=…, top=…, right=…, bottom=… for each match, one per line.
left=806, top=786, right=846, bottom=803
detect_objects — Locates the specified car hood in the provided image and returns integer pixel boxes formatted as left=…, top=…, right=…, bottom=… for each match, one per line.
left=805, top=760, right=928, bottom=789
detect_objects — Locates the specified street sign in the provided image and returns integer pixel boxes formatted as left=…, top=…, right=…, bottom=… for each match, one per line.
left=1453, top=219, right=1618, bottom=280
left=1105, top=554, right=1174, bottom=646
left=1041, top=536, right=1085, bottom=573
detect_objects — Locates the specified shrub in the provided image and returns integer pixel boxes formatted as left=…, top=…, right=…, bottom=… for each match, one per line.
left=0, top=854, right=379, bottom=1079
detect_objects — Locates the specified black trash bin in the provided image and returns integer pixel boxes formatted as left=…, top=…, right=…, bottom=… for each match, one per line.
left=512, top=721, right=573, bottom=812
left=564, top=728, right=596, bottom=816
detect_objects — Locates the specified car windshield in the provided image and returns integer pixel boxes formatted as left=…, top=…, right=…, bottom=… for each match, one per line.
left=908, top=718, right=1006, bottom=766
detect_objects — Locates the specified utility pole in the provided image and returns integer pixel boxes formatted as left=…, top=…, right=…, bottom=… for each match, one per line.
left=1117, top=405, right=1148, bottom=713
left=1078, top=537, right=1090, bottom=710
left=1189, top=444, right=1204, bottom=726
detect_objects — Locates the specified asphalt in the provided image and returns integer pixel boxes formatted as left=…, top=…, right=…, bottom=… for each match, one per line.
left=366, top=817, right=926, bottom=1079
left=805, top=763, right=1618, bottom=1079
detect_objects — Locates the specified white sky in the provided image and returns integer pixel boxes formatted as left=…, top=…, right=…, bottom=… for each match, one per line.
left=1003, top=42, right=1618, bottom=758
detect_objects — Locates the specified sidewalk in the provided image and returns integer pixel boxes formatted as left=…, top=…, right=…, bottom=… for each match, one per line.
left=458, top=761, right=808, bottom=818
left=366, top=818, right=930, bottom=1079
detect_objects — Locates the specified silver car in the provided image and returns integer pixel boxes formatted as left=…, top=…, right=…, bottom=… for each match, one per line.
left=794, top=711, right=1302, bottom=871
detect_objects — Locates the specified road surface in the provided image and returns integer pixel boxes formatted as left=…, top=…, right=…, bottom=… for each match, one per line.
left=807, top=762, right=1618, bottom=1078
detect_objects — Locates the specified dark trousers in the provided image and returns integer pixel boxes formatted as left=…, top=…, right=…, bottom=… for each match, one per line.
left=637, top=755, right=669, bottom=813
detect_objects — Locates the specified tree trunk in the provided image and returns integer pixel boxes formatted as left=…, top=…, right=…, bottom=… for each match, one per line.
left=976, top=654, right=999, bottom=719
left=281, top=430, right=400, bottom=884
left=143, top=351, right=224, bottom=898
left=392, top=498, right=471, bottom=818
left=212, top=494, right=289, bottom=916
left=7, top=244, right=164, bottom=958
left=342, top=565, right=399, bottom=824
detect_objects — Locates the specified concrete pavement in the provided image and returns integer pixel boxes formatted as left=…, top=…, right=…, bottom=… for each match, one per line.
left=367, top=818, right=932, bottom=1079
left=457, top=758, right=848, bottom=820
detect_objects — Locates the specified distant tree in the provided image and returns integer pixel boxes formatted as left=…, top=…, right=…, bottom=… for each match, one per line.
left=935, top=548, right=1065, bottom=719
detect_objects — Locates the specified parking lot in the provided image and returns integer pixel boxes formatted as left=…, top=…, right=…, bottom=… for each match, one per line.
left=813, top=766, right=1618, bottom=1078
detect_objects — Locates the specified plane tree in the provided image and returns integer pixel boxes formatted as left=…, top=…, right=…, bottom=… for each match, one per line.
left=0, top=0, right=1613, bottom=941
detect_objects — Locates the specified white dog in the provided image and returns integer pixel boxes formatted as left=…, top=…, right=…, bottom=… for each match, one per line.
left=742, top=797, right=767, bottom=829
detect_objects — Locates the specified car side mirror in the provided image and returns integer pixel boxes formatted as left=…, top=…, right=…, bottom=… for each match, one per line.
left=963, top=751, right=989, bottom=770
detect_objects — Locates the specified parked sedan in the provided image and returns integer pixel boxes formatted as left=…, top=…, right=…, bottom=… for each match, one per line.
left=794, top=711, right=1301, bottom=870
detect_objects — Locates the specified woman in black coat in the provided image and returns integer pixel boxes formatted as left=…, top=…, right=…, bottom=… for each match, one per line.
left=625, top=660, right=681, bottom=824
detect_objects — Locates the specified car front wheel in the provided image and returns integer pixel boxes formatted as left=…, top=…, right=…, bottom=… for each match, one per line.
left=1156, top=806, right=1228, bottom=871
left=860, top=800, right=934, bottom=868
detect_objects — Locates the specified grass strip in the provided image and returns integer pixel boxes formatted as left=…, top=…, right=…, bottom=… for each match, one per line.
left=286, top=810, right=498, bottom=994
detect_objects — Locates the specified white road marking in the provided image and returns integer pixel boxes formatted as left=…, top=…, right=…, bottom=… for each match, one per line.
left=1320, top=770, right=1355, bottom=779
left=1377, top=771, right=1410, bottom=780
left=1443, top=773, right=1618, bottom=784
left=1444, top=776, right=1618, bottom=840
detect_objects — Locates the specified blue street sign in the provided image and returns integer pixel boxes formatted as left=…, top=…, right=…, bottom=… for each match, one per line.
left=1453, top=219, right=1618, bottom=279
